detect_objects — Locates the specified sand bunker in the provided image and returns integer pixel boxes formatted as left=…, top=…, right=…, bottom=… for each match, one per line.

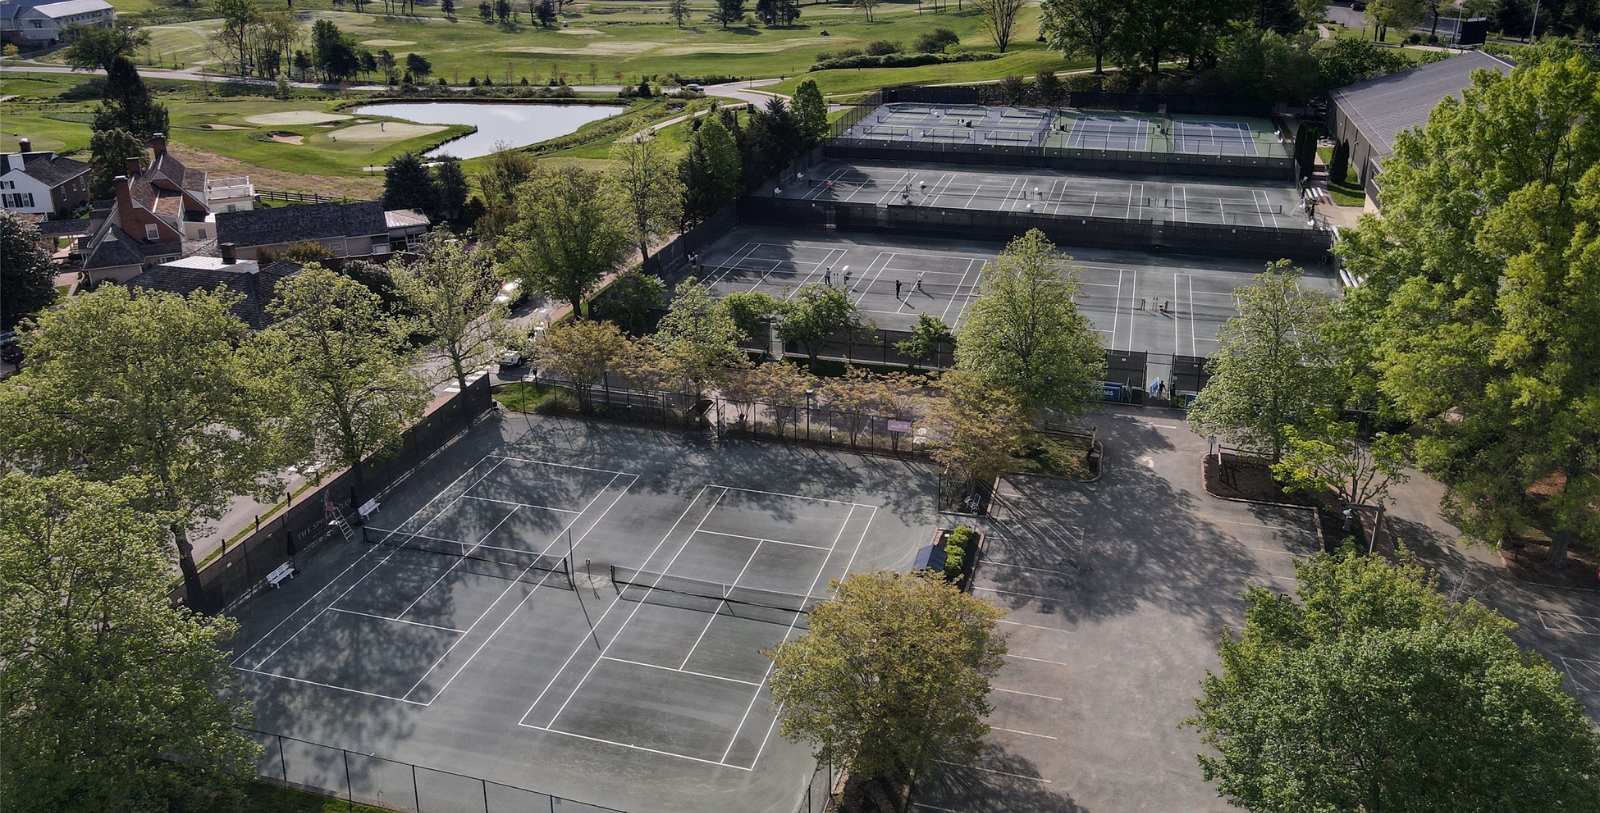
left=361, top=39, right=416, bottom=47
left=202, top=123, right=252, bottom=130
left=497, top=40, right=653, bottom=56
left=333, top=122, right=446, bottom=142
left=269, top=133, right=304, bottom=145
left=246, top=110, right=353, bottom=126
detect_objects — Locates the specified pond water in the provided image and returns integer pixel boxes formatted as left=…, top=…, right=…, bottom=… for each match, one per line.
left=352, top=102, right=621, bottom=159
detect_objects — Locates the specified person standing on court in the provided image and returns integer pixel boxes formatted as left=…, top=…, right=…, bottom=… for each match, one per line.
left=824, top=268, right=832, bottom=287
left=895, top=279, right=902, bottom=299
left=916, top=271, right=924, bottom=292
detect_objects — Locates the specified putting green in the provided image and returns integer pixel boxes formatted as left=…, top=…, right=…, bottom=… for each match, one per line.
left=331, top=122, right=446, bottom=142
left=246, top=111, right=353, bottom=126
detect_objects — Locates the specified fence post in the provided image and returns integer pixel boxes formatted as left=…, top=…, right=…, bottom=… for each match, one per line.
left=481, top=777, right=489, bottom=813
left=344, top=748, right=353, bottom=810
left=412, top=764, right=420, bottom=813
left=279, top=734, right=288, bottom=784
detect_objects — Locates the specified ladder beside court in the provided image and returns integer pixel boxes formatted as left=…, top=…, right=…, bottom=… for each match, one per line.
left=325, top=501, right=355, bottom=542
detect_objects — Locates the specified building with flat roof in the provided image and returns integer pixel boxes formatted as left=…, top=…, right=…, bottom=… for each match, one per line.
left=1328, top=50, right=1513, bottom=206
left=0, top=0, right=114, bottom=46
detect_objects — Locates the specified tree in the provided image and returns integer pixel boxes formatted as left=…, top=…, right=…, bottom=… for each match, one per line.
left=507, top=165, right=631, bottom=315
left=1274, top=410, right=1409, bottom=509
left=393, top=235, right=507, bottom=394
left=405, top=51, right=432, bottom=80
left=432, top=155, right=470, bottom=221
left=853, top=0, right=879, bottom=22
left=1336, top=54, right=1600, bottom=567
left=722, top=289, right=782, bottom=343
left=442, top=0, right=456, bottom=17
left=1111, top=0, right=1191, bottom=76
left=895, top=313, right=955, bottom=372
left=535, top=0, right=557, bottom=26
left=1313, top=35, right=1410, bottom=90
left=714, top=0, right=746, bottom=28
left=592, top=269, right=667, bottom=334
left=210, top=0, right=260, bottom=75
left=1041, top=0, right=1122, bottom=74
left=669, top=0, right=688, bottom=26
left=93, top=56, right=168, bottom=138
left=1328, top=138, right=1350, bottom=184
left=63, top=22, right=148, bottom=73
left=912, top=27, right=960, bottom=53
left=0, top=286, right=289, bottom=610
left=0, top=474, right=261, bottom=813
left=476, top=142, right=536, bottom=211
left=954, top=230, right=1104, bottom=419
left=1189, top=549, right=1600, bottom=812
left=1, top=209, right=56, bottom=330
left=973, top=0, right=1027, bottom=52
left=534, top=319, right=628, bottom=412
left=677, top=117, right=743, bottom=227
left=1364, top=0, right=1426, bottom=40
left=611, top=135, right=683, bottom=264
left=1187, top=263, right=1338, bottom=462
left=383, top=151, right=439, bottom=217
left=653, top=276, right=743, bottom=401
left=927, top=369, right=1031, bottom=489
left=777, top=283, right=857, bottom=371
left=766, top=570, right=1008, bottom=801
left=791, top=79, right=829, bottom=145
left=87, top=127, right=146, bottom=200
left=1252, top=0, right=1305, bottom=35
left=264, top=264, right=430, bottom=471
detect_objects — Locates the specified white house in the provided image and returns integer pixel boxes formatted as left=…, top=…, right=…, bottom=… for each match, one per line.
left=0, top=139, right=90, bottom=217
left=0, top=0, right=114, bottom=46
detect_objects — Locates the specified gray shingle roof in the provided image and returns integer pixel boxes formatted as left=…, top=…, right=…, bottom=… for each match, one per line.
left=127, top=260, right=302, bottom=330
left=19, top=152, right=89, bottom=188
left=215, top=200, right=387, bottom=248
left=1330, top=50, right=1513, bottom=158
left=81, top=222, right=179, bottom=270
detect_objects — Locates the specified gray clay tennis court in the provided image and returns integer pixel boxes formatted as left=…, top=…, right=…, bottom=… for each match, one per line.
left=772, top=160, right=1312, bottom=230
left=691, top=226, right=1340, bottom=351
left=230, top=416, right=940, bottom=813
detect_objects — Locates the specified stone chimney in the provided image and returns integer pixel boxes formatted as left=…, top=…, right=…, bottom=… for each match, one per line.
left=149, top=133, right=167, bottom=157
left=18, top=137, right=31, bottom=153
left=125, top=156, right=142, bottom=176
left=221, top=242, right=237, bottom=265
left=113, top=175, right=134, bottom=221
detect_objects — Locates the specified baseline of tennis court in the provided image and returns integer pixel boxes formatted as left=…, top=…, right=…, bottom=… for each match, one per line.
left=781, top=160, right=1310, bottom=230
left=1062, top=114, right=1151, bottom=151
left=230, top=419, right=937, bottom=813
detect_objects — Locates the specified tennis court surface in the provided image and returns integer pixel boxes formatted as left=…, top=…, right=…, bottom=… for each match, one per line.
left=772, top=159, right=1312, bottom=230
left=689, top=226, right=1339, bottom=347
left=230, top=416, right=939, bottom=813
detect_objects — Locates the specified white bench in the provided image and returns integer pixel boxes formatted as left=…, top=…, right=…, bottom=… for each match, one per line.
left=357, top=499, right=380, bottom=520
left=266, top=562, right=296, bottom=588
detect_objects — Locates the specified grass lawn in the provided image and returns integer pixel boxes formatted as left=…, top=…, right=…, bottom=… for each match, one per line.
left=1316, top=145, right=1368, bottom=207
left=1016, top=433, right=1093, bottom=480
left=493, top=382, right=574, bottom=413
left=242, top=781, right=394, bottom=813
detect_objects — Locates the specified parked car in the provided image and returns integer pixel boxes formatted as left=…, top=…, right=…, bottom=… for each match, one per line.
left=0, top=332, right=21, bottom=365
left=499, top=349, right=524, bottom=371
left=494, top=279, right=528, bottom=307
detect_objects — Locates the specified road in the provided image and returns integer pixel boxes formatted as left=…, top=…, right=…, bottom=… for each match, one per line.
left=1324, top=0, right=1465, bottom=41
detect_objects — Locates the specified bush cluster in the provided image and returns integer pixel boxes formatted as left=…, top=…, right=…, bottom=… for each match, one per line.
left=809, top=52, right=995, bottom=72
left=942, top=525, right=974, bottom=581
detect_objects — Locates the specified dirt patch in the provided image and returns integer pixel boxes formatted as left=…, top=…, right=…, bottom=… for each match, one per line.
left=1499, top=539, right=1600, bottom=591
left=1202, top=452, right=1347, bottom=551
left=202, top=123, right=252, bottom=130
left=269, top=132, right=303, bottom=145
left=245, top=110, right=352, bottom=126
left=165, top=144, right=383, bottom=200
left=360, top=39, right=416, bottom=47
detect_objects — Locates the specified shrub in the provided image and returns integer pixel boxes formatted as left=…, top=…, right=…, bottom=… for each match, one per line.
left=809, top=52, right=994, bottom=71
left=1406, top=32, right=1422, bottom=44
left=865, top=39, right=902, bottom=56
left=942, top=548, right=964, bottom=580
left=815, top=51, right=835, bottom=62
left=912, top=27, right=960, bottom=54
left=941, top=526, right=973, bottom=581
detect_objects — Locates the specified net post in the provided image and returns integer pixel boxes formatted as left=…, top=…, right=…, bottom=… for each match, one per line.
left=412, top=764, right=420, bottom=812
left=344, top=748, right=353, bottom=810
left=481, top=777, right=488, bottom=813
left=279, top=734, right=288, bottom=784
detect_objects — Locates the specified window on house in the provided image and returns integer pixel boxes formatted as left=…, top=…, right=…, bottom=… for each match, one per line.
left=31, top=19, right=42, bottom=27
left=198, top=228, right=207, bottom=239
left=144, top=224, right=159, bottom=241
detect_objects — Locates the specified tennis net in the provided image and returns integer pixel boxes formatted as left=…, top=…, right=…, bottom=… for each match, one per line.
left=368, top=530, right=572, bottom=584
left=610, top=565, right=821, bottom=614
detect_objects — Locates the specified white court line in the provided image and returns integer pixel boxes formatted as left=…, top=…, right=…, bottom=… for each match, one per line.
left=724, top=504, right=855, bottom=765
left=517, top=486, right=716, bottom=727
left=1006, top=653, right=1073, bottom=667
left=991, top=727, right=1058, bottom=740
left=237, top=667, right=428, bottom=705
left=939, top=257, right=979, bottom=324
left=994, top=687, right=1063, bottom=701
left=935, top=761, right=1051, bottom=783
left=723, top=485, right=870, bottom=507
left=523, top=724, right=747, bottom=770
left=461, top=494, right=580, bottom=514
left=329, top=607, right=466, bottom=633
left=241, top=458, right=511, bottom=673
left=874, top=170, right=913, bottom=206
left=1173, top=272, right=1181, bottom=356
left=1088, top=190, right=1098, bottom=217
left=998, top=618, right=1073, bottom=633
left=1255, top=189, right=1280, bottom=229
left=681, top=535, right=766, bottom=669
left=696, top=528, right=834, bottom=551
left=789, top=247, right=845, bottom=293
left=1540, top=611, right=1600, bottom=635
left=1179, top=185, right=1189, bottom=224
left=1188, top=274, right=1197, bottom=356
left=395, top=504, right=528, bottom=620
left=1561, top=657, right=1600, bottom=691
left=544, top=488, right=732, bottom=729
left=486, top=454, right=638, bottom=477
left=1222, top=568, right=1298, bottom=583
left=603, top=656, right=763, bottom=687
left=1125, top=269, right=1137, bottom=352
left=851, top=251, right=893, bottom=305
left=974, top=585, right=1059, bottom=602
left=1110, top=269, right=1123, bottom=350
left=402, top=470, right=632, bottom=703
left=982, top=560, right=1076, bottom=577
left=744, top=505, right=878, bottom=771
left=913, top=804, right=964, bottom=813
left=703, top=243, right=762, bottom=286
left=362, top=528, right=473, bottom=546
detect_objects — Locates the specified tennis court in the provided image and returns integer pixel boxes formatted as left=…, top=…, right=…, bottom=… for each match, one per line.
left=230, top=419, right=937, bottom=813
left=690, top=226, right=1340, bottom=347
left=779, top=160, right=1311, bottom=230
left=1172, top=120, right=1259, bottom=156
left=842, top=103, right=1054, bottom=147
left=1062, top=113, right=1151, bottom=151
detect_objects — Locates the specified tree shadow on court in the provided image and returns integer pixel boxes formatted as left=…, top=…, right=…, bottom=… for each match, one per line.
left=912, top=744, right=1091, bottom=813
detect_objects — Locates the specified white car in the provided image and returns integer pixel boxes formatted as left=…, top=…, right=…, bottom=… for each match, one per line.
left=499, top=350, right=524, bottom=370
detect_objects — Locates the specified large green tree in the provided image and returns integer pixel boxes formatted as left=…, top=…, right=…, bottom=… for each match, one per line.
left=1337, top=52, right=1600, bottom=566
left=382, top=151, right=439, bottom=217
left=791, top=79, right=829, bottom=144
left=265, top=264, right=430, bottom=472
left=88, top=126, right=147, bottom=199
left=63, top=22, right=149, bottom=73
left=1, top=208, right=56, bottom=330
left=1040, top=0, right=1123, bottom=74
left=653, top=276, right=743, bottom=401
left=393, top=235, right=508, bottom=393
left=1190, top=550, right=1600, bottom=812
left=777, top=282, right=857, bottom=372
left=1187, top=263, right=1339, bottom=462
left=507, top=165, right=631, bottom=315
left=0, top=474, right=260, bottom=813
left=92, top=57, right=168, bottom=139
left=0, top=287, right=289, bottom=609
left=612, top=134, right=684, bottom=265
left=766, top=570, right=1008, bottom=802
left=678, top=117, right=743, bottom=228
left=533, top=318, right=629, bottom=412
left=954, top=229, right=1104, bottom=419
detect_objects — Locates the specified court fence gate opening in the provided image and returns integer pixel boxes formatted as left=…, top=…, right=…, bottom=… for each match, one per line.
left=167, top=376, right=495, bottom=615
left=242, top=727, right=838, bottom=813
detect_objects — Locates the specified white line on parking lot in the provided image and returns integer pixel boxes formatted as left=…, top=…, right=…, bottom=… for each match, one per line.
left=994, top=687, right=1063, bottom=701
left=936, top=761, right=1052, bottom=783
left=991, top=727, right=1059, bottom=740
left=1006, top=653, right=1073, bottom=667
left=998, top=618, right=1073, bottom=633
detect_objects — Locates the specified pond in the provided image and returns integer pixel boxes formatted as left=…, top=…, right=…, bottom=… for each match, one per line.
left=351, top=102, right=622, bottom=159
